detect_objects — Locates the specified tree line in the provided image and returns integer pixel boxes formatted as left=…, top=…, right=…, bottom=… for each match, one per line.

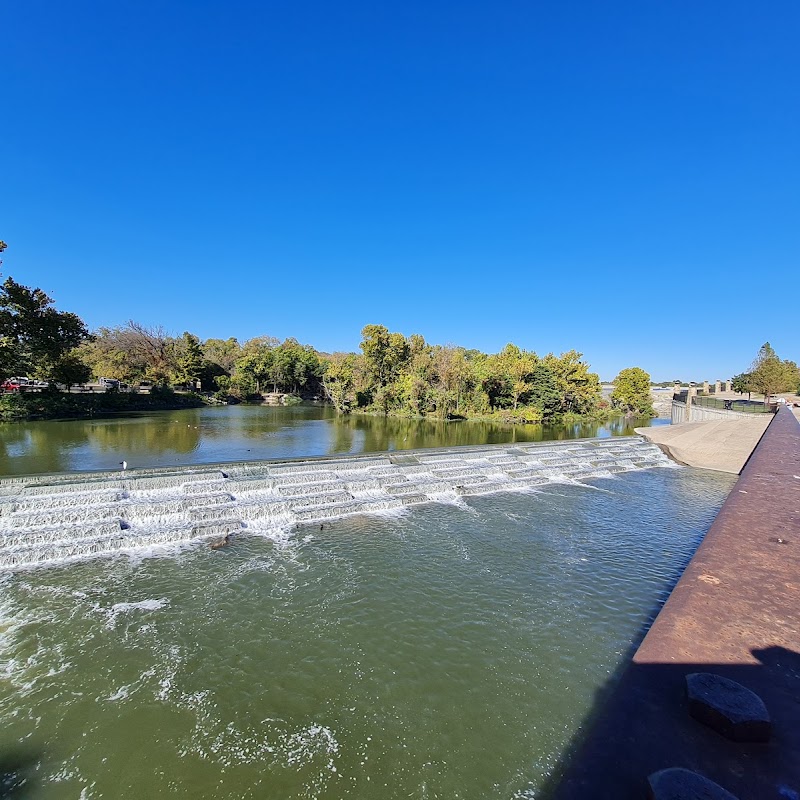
left=0, top=244, right=662, bottom=421
left=76, top=323, right=612, bottom=422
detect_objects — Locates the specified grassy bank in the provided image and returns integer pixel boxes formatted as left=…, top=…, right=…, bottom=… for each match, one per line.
left=0, top=388, right=206, bottom=421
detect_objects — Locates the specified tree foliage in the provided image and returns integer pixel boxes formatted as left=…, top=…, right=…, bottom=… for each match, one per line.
left=610, top=367, right=654, bottom=415
left=0, top=276, right=89, bottom=381
left=0, top=248, right=616, bottom=422
left=318, top=325, right=606, bottom=421
left=173, top=332, right=204, bottom=387
left=748, top=342, right=799, bottom=403
left=731, top=372, right=752, bottom=398
left=78, top=322, right=176, bottom=385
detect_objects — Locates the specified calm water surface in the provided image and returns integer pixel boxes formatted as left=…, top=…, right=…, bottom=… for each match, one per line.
left=0, top=405, right=667, bottom=475
left=0, top=466, right=734, bottom=799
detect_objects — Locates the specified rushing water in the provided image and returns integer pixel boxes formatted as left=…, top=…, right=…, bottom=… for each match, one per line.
left=0, top=465, right=734, bottom=799
left=0, top=405, right=666, bottom=476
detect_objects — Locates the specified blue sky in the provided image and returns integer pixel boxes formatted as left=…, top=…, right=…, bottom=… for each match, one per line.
left=2, top=1, right=798, bottom=381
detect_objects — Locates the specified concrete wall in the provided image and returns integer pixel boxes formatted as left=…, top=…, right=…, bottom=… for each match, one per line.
left=671, top=400, right=769, bottom=423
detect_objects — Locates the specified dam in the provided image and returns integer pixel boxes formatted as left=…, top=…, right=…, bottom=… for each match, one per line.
left=0, top=436, right=670, bottom=570
left=0, top=428, right=743, bottom=798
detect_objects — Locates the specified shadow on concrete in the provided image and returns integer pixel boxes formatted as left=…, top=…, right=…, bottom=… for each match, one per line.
left=0, top=745, right=41, bottom=799
left=536, top=644, right=800, bottom=799
left=534, top=406, right=800, bottom=798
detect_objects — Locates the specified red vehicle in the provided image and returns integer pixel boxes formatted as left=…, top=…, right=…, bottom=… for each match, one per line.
left=1, top=377, right=30, bottom=392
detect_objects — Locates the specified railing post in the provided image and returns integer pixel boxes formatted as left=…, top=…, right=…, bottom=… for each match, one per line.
left=714, top=380, right=721, bottom=394
left=686, top=387, right=697, bottom=421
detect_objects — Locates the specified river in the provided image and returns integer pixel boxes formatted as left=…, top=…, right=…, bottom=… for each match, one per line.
left=0, top=406, right=731, bottom=799
left=0, top=404, right=666, bottom=475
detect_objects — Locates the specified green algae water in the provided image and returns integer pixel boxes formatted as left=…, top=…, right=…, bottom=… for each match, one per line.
left=0, top=405, right=665, bottom=476
left=0, top=466, right=734, bottom=799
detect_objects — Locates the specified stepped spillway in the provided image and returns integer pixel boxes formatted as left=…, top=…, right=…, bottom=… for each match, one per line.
left=0, top=437, right=673, bottom=570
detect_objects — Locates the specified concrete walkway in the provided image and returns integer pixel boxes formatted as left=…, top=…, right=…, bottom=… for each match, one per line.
left=635, top=416, right=772, bottom=474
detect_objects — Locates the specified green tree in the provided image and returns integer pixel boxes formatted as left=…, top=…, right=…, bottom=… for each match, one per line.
left=528, top=363, right=562, bottom=417
left=433, top=346, right=472, bottom=415
left=49, top=352, right=93, bottom=391
left=748, top=342, right=799, bottom=404
left=360, top=325, right=410, bottom=389
left=731, top=372, right=752, bottom=400
left=611, top=367, right=654, bottom=415
left=74, top=328, right=143, bottom=384
left=174, top=332, right=204, bottom=388
left=202, top=337, right=241, bottom=374
left=235, top=337, right=276, bottom=393
left=321, top=353, right=357, bottom=413
left=543, top=350, right=602, bottom=414
left=0, top=277, right=89, bottom=380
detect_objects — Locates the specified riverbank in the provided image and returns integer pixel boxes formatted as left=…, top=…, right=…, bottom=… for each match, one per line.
left=0, top=389, right=205, bottom=421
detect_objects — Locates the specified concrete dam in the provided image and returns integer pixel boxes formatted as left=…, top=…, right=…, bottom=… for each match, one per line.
left=0, top=436, right=671, bottom=570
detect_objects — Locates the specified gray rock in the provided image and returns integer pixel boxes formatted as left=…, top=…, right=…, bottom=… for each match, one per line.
left=686, top=672, right=771, bottom=742
left=647, top=767, right=739, bottom=800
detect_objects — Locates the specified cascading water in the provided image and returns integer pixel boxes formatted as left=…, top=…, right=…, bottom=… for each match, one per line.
left=0, top=437, right=675, bottom=569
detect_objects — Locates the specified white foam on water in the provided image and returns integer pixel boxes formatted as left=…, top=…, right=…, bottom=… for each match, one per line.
left=101, top=597, right=169, bottom=629
left=425, top=490, right=470, bottom=509
left=280, top=723, right=340, bottom=772
left=104, top=684, right=134, bottom=702
left=245, top=524, right=297, bottom=550
left=360, top=503, right=409, bottom=520
left=0, top=438, right=674, bottom=571
left=110, top=598, right=169, bottom=614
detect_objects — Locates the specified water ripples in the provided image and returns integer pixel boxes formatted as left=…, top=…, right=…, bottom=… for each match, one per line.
left=0, top=466, right=735, bottom=799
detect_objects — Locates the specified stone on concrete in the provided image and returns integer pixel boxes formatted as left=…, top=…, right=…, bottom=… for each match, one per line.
left=686, top=672, right=771, bottom=742
left=647, top=767, right=739, bottom=800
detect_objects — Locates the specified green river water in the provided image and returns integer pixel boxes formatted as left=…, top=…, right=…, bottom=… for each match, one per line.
left=0, top=405, right=664, bottom=476
left=0, top=407, right=733, bottom=799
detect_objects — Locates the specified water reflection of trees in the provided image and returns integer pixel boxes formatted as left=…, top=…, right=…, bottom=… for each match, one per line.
left=88, top=417, right=201, bottom=457
left=0, top=407, right=658, bottom=476
left=325, top=414, right=652, bottom=454
left=0, top=413, right=203, bottom=475
left=0, top=422, right=77, bottom=474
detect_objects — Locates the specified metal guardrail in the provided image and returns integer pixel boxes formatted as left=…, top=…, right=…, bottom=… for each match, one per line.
left=692, top=396, right=775, bottom=414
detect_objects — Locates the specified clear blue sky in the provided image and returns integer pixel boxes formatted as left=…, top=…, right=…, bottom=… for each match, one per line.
left=2, top=1, right=798, bottom=381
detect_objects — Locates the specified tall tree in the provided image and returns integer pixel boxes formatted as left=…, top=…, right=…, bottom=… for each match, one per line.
left=321, top=353, right=357, bottom=413
left=174, top=332, right=204, bottom=387
left=543, top=350, right=602, bottom=414
left=80, top=322, right=178, bottom=385
left=528, top=363, right=562, bottom=416
left=0, top=276, right=89, bottom=380
left=748, top=342, right=799, bottom=404
left=360, top=325, right=410, bottom=388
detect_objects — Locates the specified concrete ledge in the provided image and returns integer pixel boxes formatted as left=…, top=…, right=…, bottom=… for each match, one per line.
left=551, top=407, right=800, bottom=799
left=635, top=416, right=772, bottom=474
